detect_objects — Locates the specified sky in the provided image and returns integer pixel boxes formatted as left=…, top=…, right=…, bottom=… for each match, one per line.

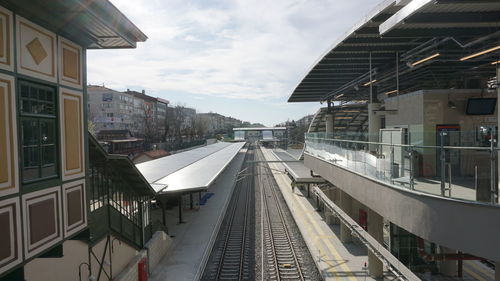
left=87, top=0, right=380, bottom=126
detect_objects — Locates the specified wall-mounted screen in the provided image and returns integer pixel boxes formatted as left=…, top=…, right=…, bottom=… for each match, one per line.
left=466, top=98, right=497, bottom=115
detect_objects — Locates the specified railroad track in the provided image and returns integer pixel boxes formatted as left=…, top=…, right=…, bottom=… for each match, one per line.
left=257, top=147, right=308, bottom=281
left=201, top=145, right=255, bottom=281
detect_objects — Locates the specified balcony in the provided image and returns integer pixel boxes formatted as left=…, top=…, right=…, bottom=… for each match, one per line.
left=305, top=132, right=498, bottom=204
left=304, top=132, right=500, bottom=261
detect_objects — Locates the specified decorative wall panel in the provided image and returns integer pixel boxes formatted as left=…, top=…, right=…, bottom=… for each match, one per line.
left=0, top=6, right=13, bottom=71
left=60, top=88, right=84, bottom=181
left=16, top=16, right=56, bottom=82
left=0, top=74, right=17, bottom=197
left=0, top=198, right=21, bottom=275
left=22, top=186, right=62, bottom=259
left=58, top=37, right=82, bottom=89
left=62, top=180, right=87, bottom=238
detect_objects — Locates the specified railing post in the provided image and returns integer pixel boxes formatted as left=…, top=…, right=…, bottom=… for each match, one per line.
left=390, top=144, right=395, bottom=184
left=139, top=201, right=144, bottom=246
left=440, top=131, right=447, bottom=197
left=409, top=147, right=415, bottom=190
left=448, top=162, right=452, bottom=197
left=490, top=127, right=497, bottom=204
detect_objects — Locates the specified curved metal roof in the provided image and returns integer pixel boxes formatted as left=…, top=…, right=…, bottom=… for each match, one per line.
left=289, top=0, right=500, bottom=103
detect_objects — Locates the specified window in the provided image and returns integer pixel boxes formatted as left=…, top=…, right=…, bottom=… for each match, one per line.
left=102, top=93, right=113, bottom=101
left=19, top=81, right=58, bottom=182
left=106, top=113, right=114, bottom=118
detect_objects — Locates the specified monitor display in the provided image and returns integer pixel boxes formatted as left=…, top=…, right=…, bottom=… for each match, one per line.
left=466, top=98, right=497, bottom=115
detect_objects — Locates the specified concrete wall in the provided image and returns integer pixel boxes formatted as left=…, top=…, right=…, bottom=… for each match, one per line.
left=305, top=153, right=500, bottom=261
left=114, top=231, right=172, bottom=281
left=24, top=234, right=137, bottom=281
left=145, top=231, right=173, bottom=271
left=384, top=89, right=497, bottom=177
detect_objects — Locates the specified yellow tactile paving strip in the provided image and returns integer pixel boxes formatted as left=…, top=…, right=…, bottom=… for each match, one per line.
left=261, top=147, right=386, bottom=281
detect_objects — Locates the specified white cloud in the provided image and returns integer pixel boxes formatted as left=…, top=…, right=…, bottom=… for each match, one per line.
left=88, top=0, right=380, bottom=121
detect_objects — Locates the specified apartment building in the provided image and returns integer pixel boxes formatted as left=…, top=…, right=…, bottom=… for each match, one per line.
left=88, top=87, right=170, bottom=140
left=197, top=112, right=243, bottom=135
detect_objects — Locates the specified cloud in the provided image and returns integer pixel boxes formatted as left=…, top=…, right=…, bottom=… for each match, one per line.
left=87, top=0, right=380, bottom=123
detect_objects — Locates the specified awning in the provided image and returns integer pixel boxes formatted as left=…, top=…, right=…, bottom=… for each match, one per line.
left=136, top=142, right=246, bottom=194
left=2, top=0, right=147, bottom=49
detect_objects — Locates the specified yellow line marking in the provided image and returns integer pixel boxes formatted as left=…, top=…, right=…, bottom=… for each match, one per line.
left=464, top=266, right=490, bottom=281
left=465, top=261, right=495, bottom=279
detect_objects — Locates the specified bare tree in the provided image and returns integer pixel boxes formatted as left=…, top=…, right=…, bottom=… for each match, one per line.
left=165, top=104, right=188, bottom=145
left=194, top=115, right=210, bottom=139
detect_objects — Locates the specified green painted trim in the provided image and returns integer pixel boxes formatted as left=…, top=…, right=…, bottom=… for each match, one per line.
left=16, top=79, right=61, bottom=193
left=82, top=48, right=90, bottom=225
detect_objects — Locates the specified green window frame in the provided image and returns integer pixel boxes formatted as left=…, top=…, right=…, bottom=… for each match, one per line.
left=19, top=80, right=59, bottom=183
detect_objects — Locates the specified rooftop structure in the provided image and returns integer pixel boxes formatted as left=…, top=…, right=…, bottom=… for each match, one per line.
left=288, top=0, right=500, bottom=279
left=289, top=0, right=500, bottom=103
left=136, top=142, right=245, bottom=194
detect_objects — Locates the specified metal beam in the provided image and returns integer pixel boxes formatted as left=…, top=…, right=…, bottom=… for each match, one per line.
left=379, top=0, right=433, bottom=35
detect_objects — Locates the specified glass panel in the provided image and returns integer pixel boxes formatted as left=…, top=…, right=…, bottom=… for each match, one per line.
left=20, top=84, right=29, bottom=98
left=29, top=86, right=38, bottom=99
left=40, top=119, right=56, bottom=145
left=41, top=145, right=56, bottom=178
left=22, top=119, right=39, bottom=146
left=19, top=82, right=56, bottom=116
left=23, top=146, right=39, bottom=181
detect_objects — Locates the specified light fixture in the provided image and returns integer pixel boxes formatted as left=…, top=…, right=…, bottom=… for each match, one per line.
left=460, top=45, right=500, bottom=61
left=342, top=110, right=360, bottom=113
left=384, top=89, right=398, bottom=95
left=335, top=94, right=345, bottom=100
left=411, top=53, right=440, bottom=67
left=491, top=60, right=500, bottom=65
left=363, top=79, right=377, bottom=86
left=336, top=117, right=352, bottom=120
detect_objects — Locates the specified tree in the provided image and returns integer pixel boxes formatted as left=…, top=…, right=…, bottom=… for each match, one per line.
left=165, top=104, right=190, bottom=145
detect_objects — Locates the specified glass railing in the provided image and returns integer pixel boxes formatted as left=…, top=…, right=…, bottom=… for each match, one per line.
left=305, top=132, right=498, bottom=204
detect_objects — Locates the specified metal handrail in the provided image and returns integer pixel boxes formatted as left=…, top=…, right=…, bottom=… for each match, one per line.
left=313, top=186, right=421, bottom=281
left=306, top=136, right=495, bottom=151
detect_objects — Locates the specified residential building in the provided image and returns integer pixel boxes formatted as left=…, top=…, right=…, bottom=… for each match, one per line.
left=197, top=112, right=243, bottom=136
left=88, top=87, right=170, bottom=142
left=88, top=85, right=136, bottom=132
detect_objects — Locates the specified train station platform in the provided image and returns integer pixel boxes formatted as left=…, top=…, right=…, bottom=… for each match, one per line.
left=149, top=146, right=248, bottom=281
left=261, top=147, right=392, bottom=281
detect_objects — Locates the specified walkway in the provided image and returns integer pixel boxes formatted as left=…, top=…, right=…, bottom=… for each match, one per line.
left=261, top=147, right=390, bottom=281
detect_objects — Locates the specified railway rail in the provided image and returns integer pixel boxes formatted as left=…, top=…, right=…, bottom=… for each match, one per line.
left=257, top=147, right=309, bottom=281
left=202, top=144, right=319, bottom=281
left=201, top=146, right=255, bottom=281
